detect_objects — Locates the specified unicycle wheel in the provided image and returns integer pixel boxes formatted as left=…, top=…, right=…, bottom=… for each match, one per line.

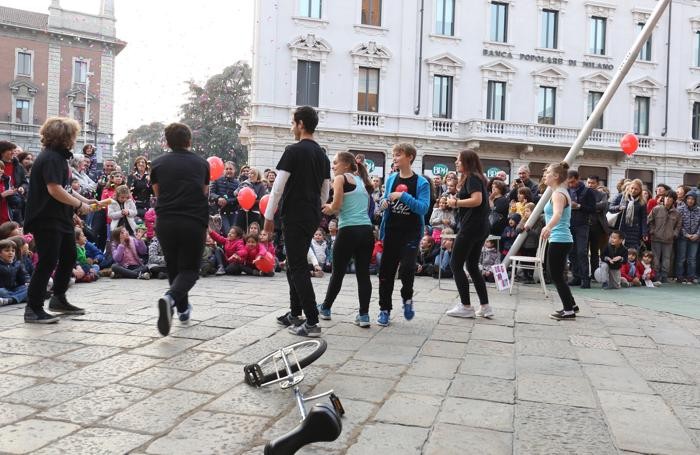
left=244, top=339, right=327, bottom=387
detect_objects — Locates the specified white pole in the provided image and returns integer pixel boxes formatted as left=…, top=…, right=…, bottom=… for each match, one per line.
left=83, top=71, right=94, bottom=149
left=502, top=0, right=671, bottom=267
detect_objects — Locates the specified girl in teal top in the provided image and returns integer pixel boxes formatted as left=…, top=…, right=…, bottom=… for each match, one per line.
left=541, top=162, right=578, bottom=320
left=319, top=152, right=375, bottom=327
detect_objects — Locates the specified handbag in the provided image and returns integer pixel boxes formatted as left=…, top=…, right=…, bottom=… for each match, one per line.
left=605, top=211, right=621, bottom=228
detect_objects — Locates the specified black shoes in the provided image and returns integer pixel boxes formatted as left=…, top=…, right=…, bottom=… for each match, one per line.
left=581, top=281, right=591, bottom=289
left=568, top=279, right=582, bottom=286
left=24, top=306, right=59, bottom=324
left=550, top=310, right=576, bottom=321
left=276, top=312, right=305, bottom=327
left=48, top=295, right=86, bottom=315
left=157, top=294, right=175, bottom=336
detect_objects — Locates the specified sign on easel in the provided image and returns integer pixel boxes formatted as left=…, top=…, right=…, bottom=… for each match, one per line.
left=491, top=264, right=511, bottom=291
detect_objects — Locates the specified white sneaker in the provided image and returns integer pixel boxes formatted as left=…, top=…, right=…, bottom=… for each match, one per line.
left=476, top=304, right=495, bottom=318
left=446, top=304, right=475, bottom=318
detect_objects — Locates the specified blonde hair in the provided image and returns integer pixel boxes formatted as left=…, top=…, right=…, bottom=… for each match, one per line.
left=115, top=185, right=131, bottom=198
left=40, top=117, right=80, bottom=150
left=247, top=168, right=261, bottom=182
left=392, top=143, right=417, bottom=164
left=623, top=179, right=644, bottom=201
left=547, top=162, right=570, bottom=185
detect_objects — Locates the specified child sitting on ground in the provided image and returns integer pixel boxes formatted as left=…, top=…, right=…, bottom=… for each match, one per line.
left=416, top=235, right=438, bottom=277
left=0, top=221, right=21, bottom=240
left=247, top=221, right=261, bottom=236
left=500, top=213, right=521, bottom=258
left=433, top=227, right=455, bottom=279
left=309, top=228, right=330, bottom=273
left=147, top=236, right=168, bottom=279
left=429, top=197, right=456, bottom=241
left=108, top=185, right=137, bottom=236
left=620, top=248, right=642, bottom=287
left=258, top=230, right=278, bottom=271
left=479, top=239, right=500, bottom=282
left=208, top=226, right=246, bottom=274
left=597, top=231, right=627, bottom=289
left=640, top=250, right=661, bottom=287
left=110, top=226, right=150, bottom=279
left=0, top=238, right=27, bottom=305
left=75, top=227, right=99, bottom=282
left=8, top=236, right=33, bottom=278
left=228, top=233, right=273, bottom=276
left=200, top=234, right=226, bottom=276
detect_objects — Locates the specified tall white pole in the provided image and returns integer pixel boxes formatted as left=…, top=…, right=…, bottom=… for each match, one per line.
left=83, top=73, right=89, bottom=148
left=502, top=0, right=671, bottom=267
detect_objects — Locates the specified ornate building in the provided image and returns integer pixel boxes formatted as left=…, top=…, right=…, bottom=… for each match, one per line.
left=0, top=0, right=125, bottom=161
left=242, top=0, right=700, bottom=189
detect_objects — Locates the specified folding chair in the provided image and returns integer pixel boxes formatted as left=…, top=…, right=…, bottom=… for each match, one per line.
left=508, top=235, right=549, bottom=297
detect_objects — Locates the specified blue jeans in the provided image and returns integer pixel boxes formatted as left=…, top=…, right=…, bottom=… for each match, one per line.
left=676, top=237, right=699, bottom=279
left=220, top=211, right=236, bottom=235
left=0, top=285, right=28, bottom=304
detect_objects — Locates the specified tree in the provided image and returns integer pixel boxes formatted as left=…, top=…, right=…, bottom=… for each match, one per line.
left=113, top=122, right=167, bottom=170
left=180, top=61, right=251, bottom=166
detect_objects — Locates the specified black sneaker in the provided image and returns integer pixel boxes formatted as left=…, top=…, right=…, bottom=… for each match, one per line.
left=550, top=311, right=576, bottom=321
left=276, top=311, right=305, bottom=327
left=573, top=305, right=580, bottom=313
left=157, top=294, right=175, bottom=336
left=24, top=306, right=59, bottom=324
left=48, top=295, right=85, bottom=315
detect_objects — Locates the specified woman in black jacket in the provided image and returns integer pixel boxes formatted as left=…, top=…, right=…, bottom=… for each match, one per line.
left=488, top=179, right=509, bottom=236
left=128, top=156, right=152, bottom=219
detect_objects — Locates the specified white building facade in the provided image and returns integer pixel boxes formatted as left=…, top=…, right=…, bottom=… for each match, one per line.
left=242, top=0, right=700, bottom=189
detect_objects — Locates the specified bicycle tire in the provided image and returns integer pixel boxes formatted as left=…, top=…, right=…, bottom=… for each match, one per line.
left=245, top=339, right=327, bottom=386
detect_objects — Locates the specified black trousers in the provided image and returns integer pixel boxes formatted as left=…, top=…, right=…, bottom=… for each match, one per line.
left=90, top=209, right=107, bottom=251
left=112, top=263, right=149, bottom=278
left=378, top=229, right=419, bottom=312
left=156, top=217, right=206, bottom=313
left=588, top=222, right=606, bottom=277
left=569, top=224, right=590, bottom=281
left=547, top=242, right=577, bottom=312
left=322, top=225, right=374, bottom=315
left=27, top=228, right=76, bottom=310
left=283, top=220, right=319, bottom=325
left=451, top=227, right=489, bottom=306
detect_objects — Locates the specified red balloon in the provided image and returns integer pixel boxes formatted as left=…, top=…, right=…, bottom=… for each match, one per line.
left=207, top=156, right=224, bottom=181
left=259, top=194, right=270, bottom=216
left=237, top=187, right=256, bottom=211
left=396, top=184, right=408, bottom=192
left=620, top=133, right=639, bottom=156
left=254, top=252, right=275, bottom=274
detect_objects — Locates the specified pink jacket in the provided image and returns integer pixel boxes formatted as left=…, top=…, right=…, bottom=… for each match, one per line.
left=209, top=230, right=246, bottom=263
left=240, top=243, right=268, bottom=266
left=144, top=208, right=156, bottom=239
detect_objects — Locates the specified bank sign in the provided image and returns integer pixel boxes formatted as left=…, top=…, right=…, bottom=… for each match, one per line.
left=483, top=49, right=615, bottom=71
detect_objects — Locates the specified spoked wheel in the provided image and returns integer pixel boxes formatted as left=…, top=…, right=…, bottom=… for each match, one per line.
left=244, top=339, right=327, bottom=387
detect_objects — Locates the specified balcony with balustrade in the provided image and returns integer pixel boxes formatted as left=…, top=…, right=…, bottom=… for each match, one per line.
left=0, top=122, right=40, bottom=136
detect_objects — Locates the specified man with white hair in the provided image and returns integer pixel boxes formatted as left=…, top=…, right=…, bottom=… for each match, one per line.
left=508, top=165, right=539, bottom=202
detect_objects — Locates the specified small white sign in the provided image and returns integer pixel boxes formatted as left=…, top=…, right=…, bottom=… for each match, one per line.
left=491, top=264, right=511, bottom=291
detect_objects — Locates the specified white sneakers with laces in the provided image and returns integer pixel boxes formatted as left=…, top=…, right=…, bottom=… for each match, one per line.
left=476, top=304, right=495, bottom=318
left=445, top=303, right=495, bottom=319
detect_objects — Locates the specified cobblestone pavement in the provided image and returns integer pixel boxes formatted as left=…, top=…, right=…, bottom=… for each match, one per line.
left=1, top=274, right=700, bottom=454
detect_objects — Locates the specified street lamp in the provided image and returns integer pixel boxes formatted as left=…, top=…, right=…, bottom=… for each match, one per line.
left=83, top=71, right=95, bottom=148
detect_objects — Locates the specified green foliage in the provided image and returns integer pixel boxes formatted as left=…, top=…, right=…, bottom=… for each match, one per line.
left=113, top=121, right=167, bottom=170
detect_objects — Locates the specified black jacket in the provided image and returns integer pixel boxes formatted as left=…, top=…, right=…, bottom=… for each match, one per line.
left=508, top=178, right=539, bottom=202
left=568, top=181, right=596, bottom=226
left=0, top=259, right=27, bottom=290
left=591, top=189, right=611, bottom=233
left=3, top=157, right=29, bottom=194
left=210, top=176, right=240, bottom=213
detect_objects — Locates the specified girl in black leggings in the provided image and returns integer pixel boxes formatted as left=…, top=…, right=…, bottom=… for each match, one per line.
left=445, top=150, right=494, bottom=319
left=317, top=152, right=375, bottom=327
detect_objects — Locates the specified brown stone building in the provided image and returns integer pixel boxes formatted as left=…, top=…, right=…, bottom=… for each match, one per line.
left=0, top=0, right=125, bottom=161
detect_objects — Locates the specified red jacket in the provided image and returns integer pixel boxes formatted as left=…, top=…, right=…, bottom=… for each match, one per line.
left=371, top=240, right=383, bottom=265
left=621, top=260, right=643, bottom=282
left=239, top=243, right=268, bottom=266
left=209, top=230, right=246, bottom=263
left=260, top=241, right=275, bottom=257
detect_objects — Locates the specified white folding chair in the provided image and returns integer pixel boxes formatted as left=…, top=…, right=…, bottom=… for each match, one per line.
left=508, top=235, right=549, bottom=297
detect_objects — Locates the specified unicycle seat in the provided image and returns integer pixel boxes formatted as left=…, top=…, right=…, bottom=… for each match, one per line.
left=264, top=403, right=342, bottom=455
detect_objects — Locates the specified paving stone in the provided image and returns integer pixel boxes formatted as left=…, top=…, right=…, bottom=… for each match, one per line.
left=0, top=419, right=80, bottom=454
left=395, top=375, right=451, bottom=396
left=419, top=339, right=468, bottom=358
left=194, top=325, right=278, bottom=354
left=430, top=326, right=471, bottom=343
left=82, top=333, right=153, bottom=348
left=372, top=332, right=429, bottom=347
left=0, top=339, right=81, bottom=357
left=324, top=322, right=381, bottom=338
left=169, top=324, right=231, bottom=341
left=157, top=351, right=225, bottom=371
left=374, top=392, right=442, bottom=427
left=0, top=354, right=40, bottom=373
left=146, top=411, right=269, bottom=454
left=459, top=354, right=515, bottom=380
left=0, top=373, right=38, bottom=398
left=323, top=334, right=369, bottom=351
left=583, top=365, right=654, bottom=394
left=5, top=382, right=93, bottom=408
left=57, top=345, right=123, bottom=363
left=346, top=423, right=429, bottom=455
left=424, top=422, right=512, bottom=455
left=515, top=401, right=616, bottom=454
left=470, top=324, right=514, bottom=343
left=674, top=405, right=700, bottom=430
left=32, top=427, right=152, bottom=455
left=514, top=323, right=569, bottom=340
left=206, top=382, right=296, bottom=417
left=0, top=402, right=35, bottom=426
left=311, top=348, right=354, bottom=368
left=575, top=347, right=628, bottom=366
left=9, top=359, right=79, bottom=378
left=569, top=335, right=617, bottom=350
left=449, top=374, right=514, bottom=404
left=104, top=389, right=213, bottom=434
left=174, top=362, right=242, bottom=394
left=517, top=373, right=597, bottom=408
left=516, top=355, right=582, bottom=377
left=644, top=326, right=700, bottom=347
left=353, top=342, right=420, bottom=364
left=633, top=364, right=694, bottom=384
left=129, top=337, right=202, bottom=358
left=307, top=372, right=395, bottom=404
left=438, top=397, right=513, bottom=432
left=466, top=340, right=515, bottom=358
left=406, top=356, right=461, bottom=379
left=121, top=366, right=192, bottom=390
left=516, top=337, right=577, bottom=359
left=611, top=334, right=657, bottom=349
left=621, top=346, right=678, bottom=368
left=336, top=360, right=407, bottom=379
left=651, top=382, right=700, bottom=407
left=40, top=331, right=96, bottom=343
left=55, top=353, right=161, bottom=387
left=607, top=326, right=646, bottom=337
left=598, top=390, right=698, bottom=454
left=38, top=384, right=152, bottom=425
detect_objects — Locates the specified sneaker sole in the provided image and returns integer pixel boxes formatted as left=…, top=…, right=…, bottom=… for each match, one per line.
left=354, top=320, right=371, bottom=328
left=377, top=321, right=390, bottom=327
left=319, top=314, right=332, bottom=320
left=48, top=308, right=86, bottom=315
left=25, top=317, right=59, bottom=324
left=479, top=313, right=494, bottom=319
left=549, top=315, right=576, bottom=321
left=157, top=297, right=172, bottom=336
left=446, top=312, right=475, bottom=318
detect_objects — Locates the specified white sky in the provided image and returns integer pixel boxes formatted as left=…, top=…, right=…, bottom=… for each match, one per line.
left=2, top=0, right=254, bottom=140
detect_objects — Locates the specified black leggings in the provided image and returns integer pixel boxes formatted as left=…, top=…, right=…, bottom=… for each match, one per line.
left=547, top=242, right=577, bottom=312
left=322, top=225, right=374, bottom=315
left=27, top=229, right=76, bottom=310
left=378, top=230, right=419, bottom=311
left=112, top=263, right=149, bottom=278
left=450, top=228, right=489, bottom=306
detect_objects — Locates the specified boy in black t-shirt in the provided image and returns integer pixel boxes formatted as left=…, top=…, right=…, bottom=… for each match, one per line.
left=264, top=106, right=331, bottom=337
left=377, top=143, right=430, bottom=326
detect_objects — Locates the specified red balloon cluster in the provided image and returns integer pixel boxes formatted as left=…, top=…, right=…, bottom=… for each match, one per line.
left=237, top=187, right=256, bottom=211
left=254, top=252, right=275, bottom=274
left=620, top=133, right=639, bottom=156
left=207, top=156, right=224, bottom=181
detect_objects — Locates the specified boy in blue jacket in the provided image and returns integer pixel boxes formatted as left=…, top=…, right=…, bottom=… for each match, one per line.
left=0, top=239, right=28, bottom=305
left=377, top=143, right=430, bottom=326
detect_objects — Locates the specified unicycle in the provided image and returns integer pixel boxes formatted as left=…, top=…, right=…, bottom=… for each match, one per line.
left=243, top=339, right=345, bottom=454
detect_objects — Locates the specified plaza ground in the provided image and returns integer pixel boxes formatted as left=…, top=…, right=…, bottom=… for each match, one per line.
left=0, top=274, right=699, bottom=454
